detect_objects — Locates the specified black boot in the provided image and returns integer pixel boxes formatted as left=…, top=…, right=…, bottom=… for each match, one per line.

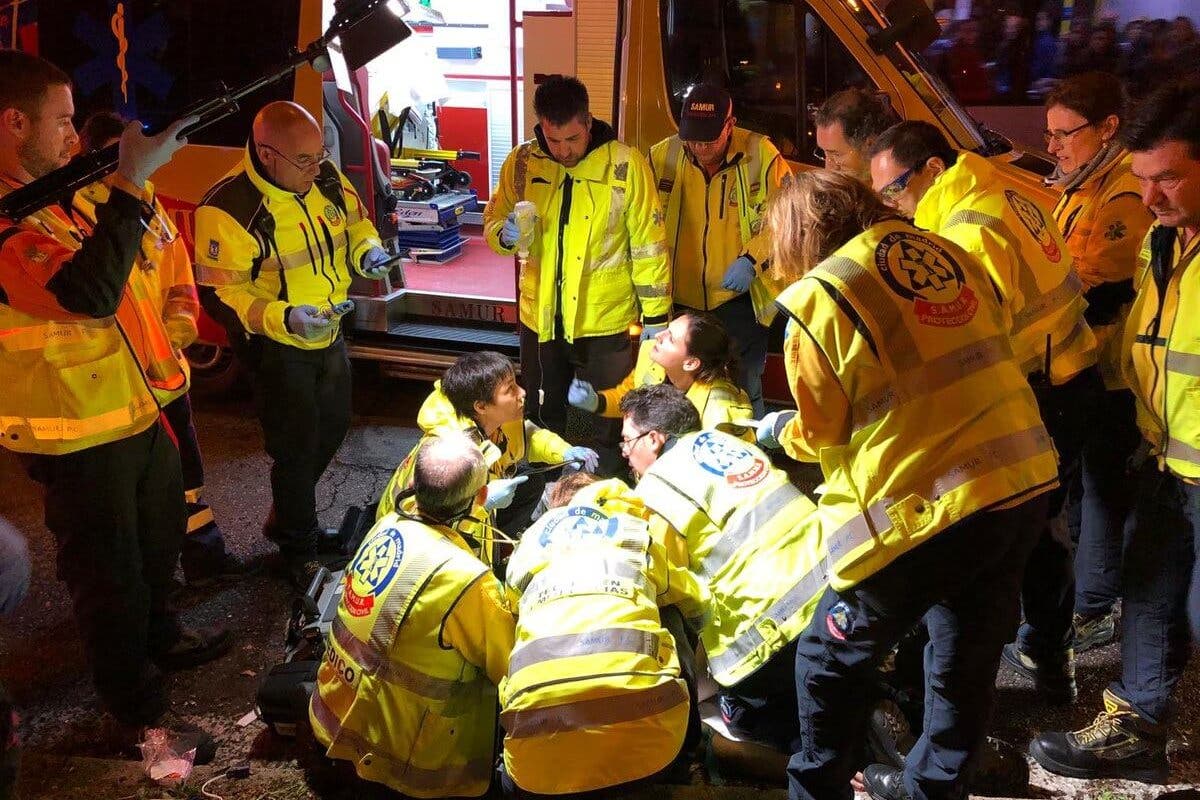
left=1029, top=689, right=1170, bottom=783
left=1002, top=642, right=1077, bottom=705
left=862, top=764, right=911, bottom=800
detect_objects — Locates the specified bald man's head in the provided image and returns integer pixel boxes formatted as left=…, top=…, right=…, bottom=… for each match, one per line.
left=413, top=432, right=487, bottom=522
left=252, top=101, right=326, bottom=193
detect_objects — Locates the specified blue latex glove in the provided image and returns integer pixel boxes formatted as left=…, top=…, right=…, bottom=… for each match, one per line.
left=755, top=410, right=796, bottom=450
left=567, top=378, right=599, bottom=412
left=640, top=322, right=667, bottom=343
left=0, top=519, right=30, bottom=616
left=499, top=212, right=521, bottom=249
left=721, top=255, right=757, bottom=293
left=563, top=446, right=600, bottom=473
left=360, top=246, right=393, bottom=279
left=484, top=475, right=528, bottom=511
left=287, top=304, right=332, bottom=340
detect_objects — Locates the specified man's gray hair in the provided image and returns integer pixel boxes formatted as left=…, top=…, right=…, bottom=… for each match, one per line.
left=413, top=432, right=488, bottom=520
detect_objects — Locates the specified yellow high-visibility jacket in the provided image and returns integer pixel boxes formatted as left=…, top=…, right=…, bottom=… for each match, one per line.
left=376, top=380, right=571, bottom=520
left=310, top=513, right=515, bottom=798
left=1119, top=225, right=1200, bottom=479
left=500, top=479, right=705, bottom=794
left=596, top=341, right=754, bottom=440
left=777, top=220, right=1058, bottom=589
left=650, top=128, right=791, bottom=323
left=915, top=151, right=1097, bottom=383
left=1052, top=150, right=1153, bottom=388
left=0, top=175, right=184, bottom=455
left=78, top=179, right=199, bottom=406
left=485, top=119, right=671, bottom=342
left=193, top=147, right=383, bottom=350
left=635, top=430, right=822, bottom=685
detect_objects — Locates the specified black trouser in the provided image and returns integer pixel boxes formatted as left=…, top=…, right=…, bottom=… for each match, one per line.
left=23, top=421, right=184, bottom=725
left=252, top=337, right=353, bottom=559
left=0, top=681, right=16, bottom=800
left=161, top=393, right=231, bottom=579
left=1016, top=366, right=1103, bottom=656
left=518, top=327, right=632, bottom=474
left=788, top=496, right=1046, bottom=800
left=719, top=636, right=801, bottom=753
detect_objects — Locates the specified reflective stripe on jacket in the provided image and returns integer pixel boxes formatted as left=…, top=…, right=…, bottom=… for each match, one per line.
left=1121, top=225, right=1200, bottom=479
left=485, top=119, right=671, bottom=342
left=193, top=147, right=382, bottom=350
left=500, top=480, right=699, bottom=794
left=78, top=179, right=198, bottom=405
left=636, top=430, right=822, bottom=685
left=310, top=514, right=514, bottom=798
left=650, top=128, right=791, bottom=323
left=596, top=340, right=754, bottom=440
left=776, top=220, right=1058, bottom=590
left=0, top=180, right=181, bottom=454
left=915, top=151, right=1097, bottom=383
left=1052, top=150, right=1153, bottom=388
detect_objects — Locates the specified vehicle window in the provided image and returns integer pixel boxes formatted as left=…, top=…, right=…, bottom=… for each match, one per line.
left=661, top=0, right=871, bottom=163
left=38, top=0, right=300, bottom=148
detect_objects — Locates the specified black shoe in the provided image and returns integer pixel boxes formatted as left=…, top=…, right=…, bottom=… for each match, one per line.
left=185, top=552, right=257, bottom=588
left=152, top=625, right=233, bottom=671
left=1029, top=689, right=1170, bottom=783
left=1072, top=610, right=1117, bottom=653
left=1002, top=642, right=1077, bottom=705
left=140, top=712, right=218, bottom=766
left=286, top=558, right=325, bottom=593
left=866, top=700, right=915, bottom=770
left=863, top=764, right=911, bottom=800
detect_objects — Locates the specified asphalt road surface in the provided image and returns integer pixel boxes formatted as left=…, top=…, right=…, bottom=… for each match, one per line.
left=0, top=366, right=1196, bottom=799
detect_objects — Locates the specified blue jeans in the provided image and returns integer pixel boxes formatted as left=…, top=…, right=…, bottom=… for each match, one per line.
left=682, top=293, right=769, bottom=417
left=1068, top=388, right=1138, bottom=618
left=788, top=496, right=1046, bottom=800
left=1108, top=459, right=1200, bottom=724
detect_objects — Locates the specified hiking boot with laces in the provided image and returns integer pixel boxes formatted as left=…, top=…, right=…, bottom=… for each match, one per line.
left=1029, top=689, right=1169, bottom=783
left=152, top=625, right=233, bottom=671
left=1072, top=610, right=1117, bottom=653
left=1002, top=642, right=1077, bottom=705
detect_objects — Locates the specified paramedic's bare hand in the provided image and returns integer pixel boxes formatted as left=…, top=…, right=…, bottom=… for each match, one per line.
left=640, top=322, right=667, bottom=343
left=484, top=476, right=528, bottom=512
left=564, top=446, right=600, bottom=473
left=360, top=246, right=393, bottom=279
left=287, top=305, right=332, bottom=340
left=0, top=518, right=30, bottom=616
left=117, top=116, right=199, bottom=186
left=721, top=256, right=756, bottom=294
left=567, top=378, right=599, bottom=413
left=499, top=213, right=521, bottom=249
left=755, top=410, right=796, bottom=450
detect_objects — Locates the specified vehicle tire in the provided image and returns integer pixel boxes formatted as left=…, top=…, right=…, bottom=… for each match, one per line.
left=184, top=342, right=244, bottom=398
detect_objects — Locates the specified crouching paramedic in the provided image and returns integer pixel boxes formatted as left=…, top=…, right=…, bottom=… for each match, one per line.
left=569, top=312, right=754, bottom=441
left=377, top=351, right=599, bottom=546
left=758, top=171, right=1057, bottom=800
left=622, top=384, right=824, bottom=752
left=309, top=432, right=516, bottom=798
left=499, top=476, right=708, bottom=797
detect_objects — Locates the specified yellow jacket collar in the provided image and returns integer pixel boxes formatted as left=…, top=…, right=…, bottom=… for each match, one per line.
left=530, top=118, right=619, bottom=184
left=1077, top=148, right=1132, bottom=191
left=914, top=150, right=995, bottom=231
left=682, top=127, right=753, bottom=173
left=242, top=142, right=310, bottom=202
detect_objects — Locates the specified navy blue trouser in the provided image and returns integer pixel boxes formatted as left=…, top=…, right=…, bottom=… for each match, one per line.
left=682, top=293, right=770, bottom=418
left=1067, top=388, right=1138, bottom=618
left=788, top=496, right=1046, bottom=800
left=1108, top=459, right=1200, bottom=725
left=253, top=337, right=353, bottom=558
left=161, top=393, right=232, bottom=580
left=1016, top=367, right=1102, bottom=656
left=719, top=636, right=801, bottom=753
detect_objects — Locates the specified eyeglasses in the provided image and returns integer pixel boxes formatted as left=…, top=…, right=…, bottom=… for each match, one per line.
left=878, top=167, right=916, bottom=201
left=261, top=142, right=331, bottom=171
left=1042, top=121, right=1092, bottom=147
left=619, top=430, right=653, bottom=452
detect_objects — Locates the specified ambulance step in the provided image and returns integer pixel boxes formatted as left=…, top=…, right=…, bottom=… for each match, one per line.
left=386, top=321, right=519, bottom=352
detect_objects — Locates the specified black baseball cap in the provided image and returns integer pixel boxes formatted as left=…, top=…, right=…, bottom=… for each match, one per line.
left=679, top=84, right=732, bottom=142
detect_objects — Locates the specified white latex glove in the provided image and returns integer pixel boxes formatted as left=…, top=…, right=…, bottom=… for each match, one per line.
left=484, top=475, right=528, bottom=511
left=117, top=116, right=199, bottom=186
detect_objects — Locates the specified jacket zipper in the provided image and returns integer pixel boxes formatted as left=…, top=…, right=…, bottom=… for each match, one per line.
left=297, top=198, right=338, bottom=303
left=700, top=172, right=713, bottom=310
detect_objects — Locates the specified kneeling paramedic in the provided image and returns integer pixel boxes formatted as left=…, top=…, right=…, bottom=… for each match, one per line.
left=622, top=384, right=824, bottom=752
left=499, top=476, right=708, bottom=797
left=759, top=171, right=1057, bottom=800
left=377, top=351, right=599, bottom=558
left=309, top=432, right=516, bottom=798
